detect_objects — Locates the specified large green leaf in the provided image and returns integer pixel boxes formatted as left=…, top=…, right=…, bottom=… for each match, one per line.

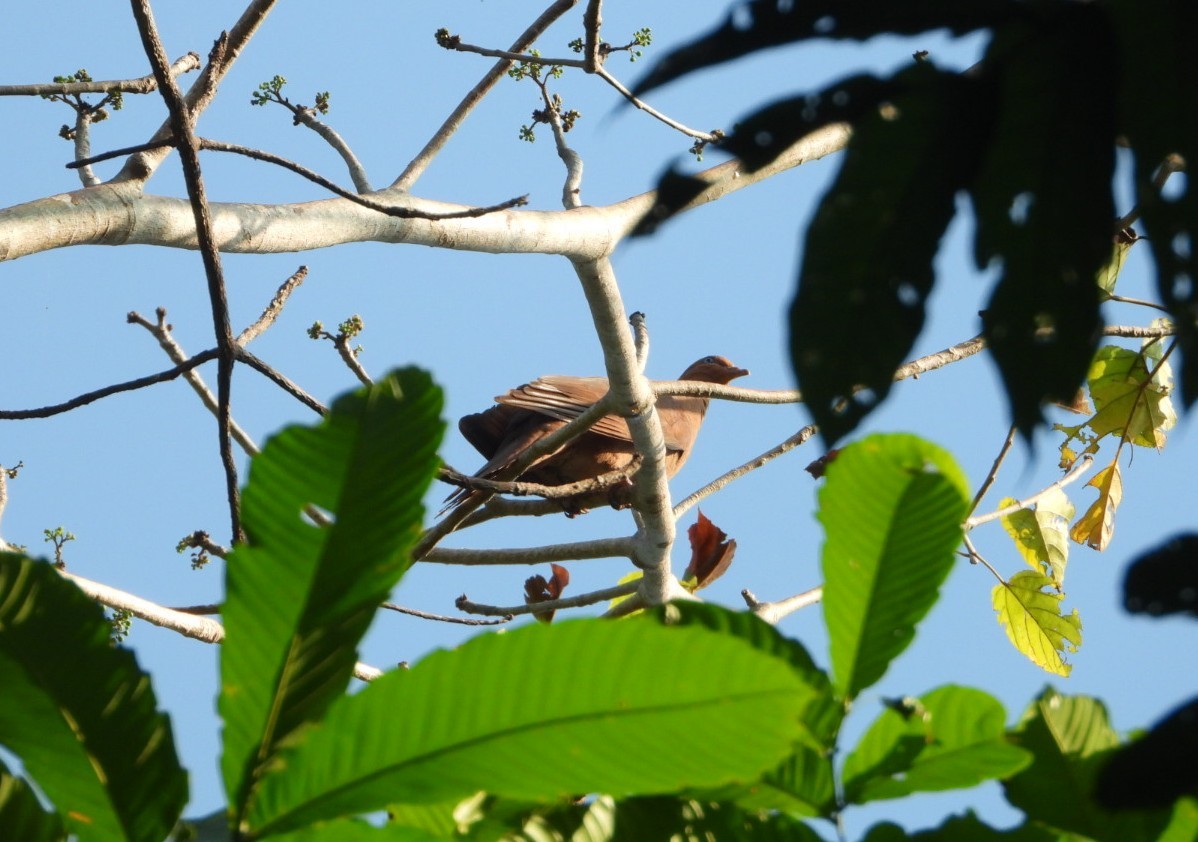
left=221, top=369, right=445, bottom=826
left=0, top=760, right=65, bottom=842
left=790, top=63, right=991, bottom=446
left=1004, top=688, right=1173, bottom=841
left=863, top=812, right=1073, bottom=841
left=819, top=434, right=970, bottom=699
left=243, top=614, right=810, bottom=837
left=648, top=602, right=841, bottom=749
left=970, top=4, right=1116, bottom=438
left=842, top=685, right=1031, bottom=804
left=0, top=553, right=186, bottom=842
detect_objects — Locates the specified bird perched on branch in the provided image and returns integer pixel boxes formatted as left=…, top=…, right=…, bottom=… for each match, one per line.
left=445, top=355, right=749, bottom=516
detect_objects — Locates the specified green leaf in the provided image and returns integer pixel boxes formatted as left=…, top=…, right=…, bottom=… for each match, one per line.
left=1084, top=345, right=1176, bottom=448
left=971, top=5, right=1116, bottom=438
left=1004, top=688, right=1173, bottom=841
left=271, top=820, right=444, bottom=841
left=244, top=614, right=811, bottom=837
left=820, top=434, right=971, bottom=699
left=790, top=64, right=990, bottom=445
left=999, top=487, right=1075, bottom=588
left=992, top=570, right=1082, bottom=676
left=1096, top=233, right=1138, bottom=298
left=869, top=811, right=1075, bottom=841
left=842, top=686, right=1031, bottom=804
left=0, top=762, right=65, bottom=842
left=0, top=553, right=186, bottom=842
left=648, top=602, right=841, bottom=749
left=221, top=369, right=445, bottom=826
left=599, top=795, right=826, bottom=842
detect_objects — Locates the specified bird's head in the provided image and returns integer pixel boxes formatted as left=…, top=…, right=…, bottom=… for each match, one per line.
left=679, top=355, right=750, bottom=384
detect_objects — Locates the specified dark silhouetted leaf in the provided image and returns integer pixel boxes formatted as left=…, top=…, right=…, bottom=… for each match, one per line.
left=1109, top=0, right=1198, bottom=406
left=0, top=760, right=65, bottom=842
left=1123, top=533, right=1198, bottom=618
left=792, top=63, right=992, bottom=445
left=632, top=0, right=1024, bottom=99
left=1096, top=697, right=1198, bottom=810
left=630, top=168, right=713, bottom=237
left=971, top=5, right=1117, bottom=438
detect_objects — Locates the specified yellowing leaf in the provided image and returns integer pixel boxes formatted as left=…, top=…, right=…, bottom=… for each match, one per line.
left=1084, top=345, right=1176, bottom=448
left=993, top=570, right=1082, bottom=676
left=1096, top=231, right=1137, bottom=297
left=1069, top=462, right=1123, bottom=551
left=609, top=569, right=643, bottom=613
left=999, top=487, right=1075, bottom=588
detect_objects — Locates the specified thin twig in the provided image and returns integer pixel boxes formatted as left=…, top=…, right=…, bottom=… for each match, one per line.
left=438, top=457, right=640, bottom=501
left=741, top=586, right=823, bottom=624
left=114, top=0, right=279, bottom=183
left=961, top=534, right=1007, bottom=585
left=236, top=348, right=327, bottom=416
left=457, top=579, right=638, bottom=617
left=0, top=53, right=201, bottom=96
left=199, top=138, right=528, bottom=219
left=0, top=351, right=219, bottom=420
left=128, top=310, right=258, bottom=454
left=967, top=425, right=1017, bottom=518
left=421, top=536, right=633, bottom=566
left=60, top=570, right=382, bottom=681
left=380, top=602, right=511, bottom=625
left=674, top=426, right=817, bottom=519
left=965, top=455, right=1095, bottom=529
left=237, top=266, right=308, bottom=345
left=1114, top=153, right=1186, bottom=232
left=394, top=0, right=578, bottom=191
left=132, top=1, right=242, bottom=541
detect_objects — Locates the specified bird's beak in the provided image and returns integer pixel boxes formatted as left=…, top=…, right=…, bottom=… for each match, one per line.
left=730, top=367, right=750, bottom=379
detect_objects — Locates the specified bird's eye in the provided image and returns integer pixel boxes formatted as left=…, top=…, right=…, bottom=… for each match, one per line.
left=702, top=356, right=718, bottom=364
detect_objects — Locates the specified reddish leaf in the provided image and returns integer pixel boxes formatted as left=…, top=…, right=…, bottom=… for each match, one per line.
left=524, top=563, right=570, bottom=623
left=683, top=510, right=737, bottom=591
left=805, top=449, right=840, bottom=479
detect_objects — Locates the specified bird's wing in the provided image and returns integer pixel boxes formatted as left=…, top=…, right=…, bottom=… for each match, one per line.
left=496, top=375, right=634, bottom=443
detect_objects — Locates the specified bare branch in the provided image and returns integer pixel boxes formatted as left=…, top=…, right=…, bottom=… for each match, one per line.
left=394, top=0, right=579, bottom=191
left=236, top=348, right=327, bottom=416
left=968, top=425, right=1017, bottom=518
left=60, top=570, right=382, bottom=681
left=422, top=536, right=633, bottom=566
left=438, top=456, right=640, bottom=502
left=380, top=602, right=511, bottom=625
left=742, top=585, right=823, bottom=624
left=674, top=426, right=817, bottom=519
left=131, top=0, right=242, bottom=542
left=115, top=0, right=279, bottom=183
left=965, top=454, right=1095, bottom=529
left=582, top=0, right=603, bottom=73
left=0, top=53, right=200, bottom=96
left=237, top=266, right=308, bottom=345
left=0, top=350, right=219, bottom=420
left=457, top=579, right=638, bottom=617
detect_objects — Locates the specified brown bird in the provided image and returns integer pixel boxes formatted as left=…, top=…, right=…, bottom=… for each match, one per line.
left=445, top=356, right=749, bottom=516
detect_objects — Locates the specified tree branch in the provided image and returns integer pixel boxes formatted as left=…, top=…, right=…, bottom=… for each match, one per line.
left=0, top=53, right=201, bottom=96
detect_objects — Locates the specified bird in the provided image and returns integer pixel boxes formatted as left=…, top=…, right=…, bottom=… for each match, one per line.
left=444, top=356, right=749, bottom=516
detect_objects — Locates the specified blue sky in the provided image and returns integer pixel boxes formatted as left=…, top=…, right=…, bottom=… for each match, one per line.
left=2, top=2, right=1194, bottom=836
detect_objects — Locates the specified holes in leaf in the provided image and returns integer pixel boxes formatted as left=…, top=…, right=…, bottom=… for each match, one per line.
left=831, top=88, right=850, bottom=108
left=1161, top=171, right=1188, bottom=203
left=852, top=388, right=877, bottom=408
left=1033, top=312, right=1057, bottom=344
left=878, top=102, right=900, bottom=121
left=1172, top=232, right=1192, bottom=261
left=1008, top=191, right=1035, bottom=226
left=1172, top=273, right=1193, bottom=300
left=895, top=281, right=921, bottom=308
left=776, top=0, right=794, bottom=12
left=731, top=4, right=754, bottom=31
left=754, top=130, right=774, bottom=148
left=813, top=15, right=836, bottom=34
